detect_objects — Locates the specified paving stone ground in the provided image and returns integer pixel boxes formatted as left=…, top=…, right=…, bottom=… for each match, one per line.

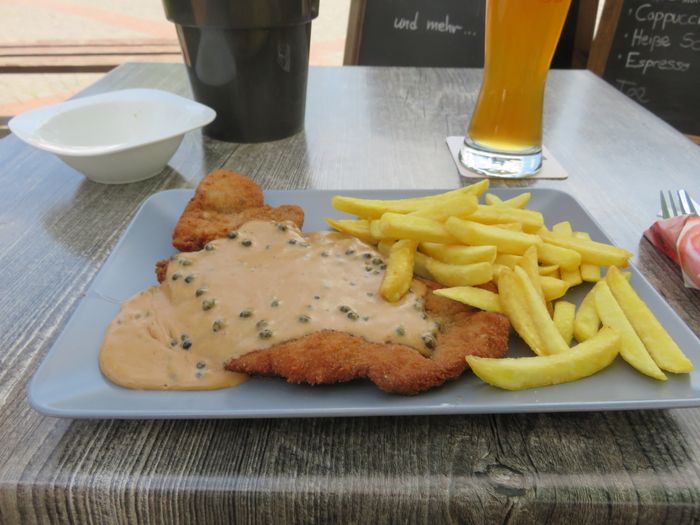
left=0, top=0, right=349, bottom=117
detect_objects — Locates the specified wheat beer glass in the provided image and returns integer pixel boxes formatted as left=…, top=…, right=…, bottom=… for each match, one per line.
left=459, top=0, right=571, bottom=178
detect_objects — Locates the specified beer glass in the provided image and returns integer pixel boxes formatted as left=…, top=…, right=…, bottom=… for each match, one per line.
left=459, top=0, right=571, bottom=178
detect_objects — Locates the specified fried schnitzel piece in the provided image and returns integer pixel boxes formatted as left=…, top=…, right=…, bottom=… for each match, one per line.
left=172, top=169, right=304, bottom=252
left=226, top=280, right=509, bottom=395
left=155, top=170, right=305, bottom=281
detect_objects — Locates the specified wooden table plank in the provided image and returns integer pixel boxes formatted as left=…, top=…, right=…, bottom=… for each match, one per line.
left=0, top=63, right=699, bottom=524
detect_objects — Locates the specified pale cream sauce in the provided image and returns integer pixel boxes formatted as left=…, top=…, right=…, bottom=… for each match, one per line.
left=100, top=220, right=438, bottom=390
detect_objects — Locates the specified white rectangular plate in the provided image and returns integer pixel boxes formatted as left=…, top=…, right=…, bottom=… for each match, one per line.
left=29, top=188, right=700, bottom=418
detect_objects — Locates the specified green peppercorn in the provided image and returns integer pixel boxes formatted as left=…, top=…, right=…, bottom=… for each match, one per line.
left=277, top=223, right=288, bottom=232
left=256, top=319, right=268, bottom=330
left=372, top=257, right=383, bottom=265
left=179, top=259, right=192, bottom=266
left=184, top=274, right=195, bottom=284
left=182, top=339, right=192, bottom=350
left=363, top=253, right=372, bottom=259
left=422, top=334, right=436, bottom=349
left=212, top=319, right=226, bottom=332
left=227, top=230, right=239, bottom=239
left=202, top=299, right=216, bottom=311
left=241, top=239, right=252, bottom=247
left=239, top=309, right=253, bottom=318
left=195, top=288, right=206, bottom=297
left=347, top=311, right=359, bottom=321
left=196, top=361, right=206, bottom=369
left=339, top=305, right=351, bottom=313
left=298, top=314, right=311, bottom=323
left=396, top=326, right=406, bottom=336
left=345, top=249, right=355, bottom=256
left=259, top=329, right=273, bottom=339
left=288, top=239, right=297, bottom=245
left=270, top=299, right=280, bottom=307
left=171, top=273, right=182, bottom=281
left=205, top=243, right=215, bottom=251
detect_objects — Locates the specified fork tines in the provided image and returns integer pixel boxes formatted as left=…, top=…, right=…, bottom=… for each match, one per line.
left=660, top=190, right=698, bottom=219
left=678, top=190, right=697, bottom=215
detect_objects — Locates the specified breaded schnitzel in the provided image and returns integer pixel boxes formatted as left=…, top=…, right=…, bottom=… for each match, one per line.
left=149, top=170, right=509, bottom=395
left=172, top=169, right=304, bottom=251
left=156, top=169, right=305, bottom=281
left=226, top=280, right=509, bottom=395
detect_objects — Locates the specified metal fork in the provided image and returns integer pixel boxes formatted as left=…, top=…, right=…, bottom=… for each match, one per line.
left=660, top=190, right=698, bottom=219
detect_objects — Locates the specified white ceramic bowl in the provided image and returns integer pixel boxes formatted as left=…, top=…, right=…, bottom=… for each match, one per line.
left=8, top=88, right=216, bottom=184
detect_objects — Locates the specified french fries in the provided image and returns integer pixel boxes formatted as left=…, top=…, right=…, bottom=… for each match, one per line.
left=468, top=205, right=544, bottom=233
left=419, top=242, right=496, bottom=265
left=540, top=276, right=570, bottom=302
left=326, top=218, right=376, bottom=245
left=484, top=192, right=531, bottom=209
left=379, top=213, right=456, bottom=244
left=539, top=229, right=632, bottom=267
left=537, top=242, right=581, bottom=271
left=425, top=259, right=493, bottom=287
left=498, top=269, right=545, bottom=356
left=327, top=183, right=693, bottom=389
left=494, top=254, right=522, bottom=268
left=538, top=264, right=560, bottom=277
left=606, top=266, right=693, bottom=373
left=553, top=301, right=576, bottom=345
left=369, top=220, right=386, bottom=240
left=412, top=251, right=433, bottom=280
left=513, top=267, right=570, bottom=355
left=445, top=217, right=542, bottom=255
left=380, top=240, right=418, bottom=302
left=594, top=281, right=666, bottom=380
left=551, top=222, right=588, bottom=286
left=409, top=194, right=478, bottom=221
left=467, top=327, right=620, bottom=390
left=433, top=286, right=502, bottom=313
left=494, top=222, right=524, bottom=232
left=518, top=246, right=544, bottom=303
left=574, top=283, right=601, bottom=342
left=331, top=180, right=488, bottom=218
left=574, top=232, right=602, bottom=282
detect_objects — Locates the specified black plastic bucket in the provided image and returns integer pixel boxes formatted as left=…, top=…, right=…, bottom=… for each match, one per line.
left=162, top=0, right=320, bottom=142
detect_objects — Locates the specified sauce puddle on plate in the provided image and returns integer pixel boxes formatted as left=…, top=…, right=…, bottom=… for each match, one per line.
left=100, top=220, right=438, bottom=390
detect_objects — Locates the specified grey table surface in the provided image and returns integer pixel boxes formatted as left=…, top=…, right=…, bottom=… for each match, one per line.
left=1, top=63, right=700, bottom=524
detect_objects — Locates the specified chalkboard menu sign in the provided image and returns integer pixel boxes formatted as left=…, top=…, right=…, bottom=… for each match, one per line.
left=594, top=0, right=700, bottom=137
left=344, top=0, right=582, bottom=69
left=353, top=0, right=486, bottom=67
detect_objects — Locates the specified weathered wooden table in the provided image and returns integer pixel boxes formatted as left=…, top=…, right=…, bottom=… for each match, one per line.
left=1, top=63, right=699, bottom=523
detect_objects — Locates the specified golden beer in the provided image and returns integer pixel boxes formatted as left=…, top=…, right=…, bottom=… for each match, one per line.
left=460, top=0, right=571, bottom=177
